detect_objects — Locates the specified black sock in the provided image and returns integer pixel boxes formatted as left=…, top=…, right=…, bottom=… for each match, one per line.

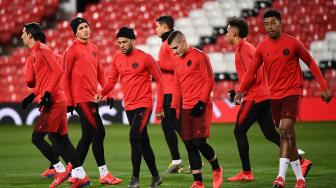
left=193, top=173, right=202, bottom=182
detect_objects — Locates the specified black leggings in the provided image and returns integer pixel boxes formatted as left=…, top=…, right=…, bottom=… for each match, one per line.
left=126, top=107, right=158, bottom=178
left=234, top=100, right=280, bottom=171
left=161, top=94, right=182, bottom=160
left=75, top=102, right=106, bottom=166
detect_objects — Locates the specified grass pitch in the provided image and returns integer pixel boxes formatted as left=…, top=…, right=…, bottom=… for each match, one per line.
left=0, top=122, right=335, bottom=188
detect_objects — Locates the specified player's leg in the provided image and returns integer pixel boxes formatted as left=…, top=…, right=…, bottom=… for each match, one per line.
left=125, top=108, right=142, bottom=187
left=161, top=94, right=183, bottom=173
left=272, top=95, right=305, bottom=188
left=46, top=101, right=90, bottom=188
left=191, top=103, right=222, bottom=188
left=257, top=100, right=281, bottom=146
left=228, top=100, right=258, bottom=182
left=77, top=102, right=122, bottom=185
left=75, top=104, right=93, bottom=165
left=181, top=109, right=204, bottom=188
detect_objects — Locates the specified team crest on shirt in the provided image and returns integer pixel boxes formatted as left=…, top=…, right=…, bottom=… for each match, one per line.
left=92, top=51, right=97, bottom=57
left=132, top=62, right=139, bottom=69
left=186, top=60, right=192, bottom=67
left=283, top=49, right=290, bottom=56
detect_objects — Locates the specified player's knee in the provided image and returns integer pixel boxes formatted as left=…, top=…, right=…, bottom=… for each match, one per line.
left=233, top=126, right=245, bottom=137
left=184, top=140, right=195, bottom=151
left=31, top=132, right=44, bottom=146
left=94, top=129, right=105, bottom=141
left=192, top=138, right=206, bottom=149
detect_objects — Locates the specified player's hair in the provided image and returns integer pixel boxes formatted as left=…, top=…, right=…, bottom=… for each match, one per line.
left=167, top=30, right=184, bottom=45
left=156, top=15, right=174, bottom=30
left=264, top=9, right=282, bottom=22
left=227, top=17, right=249, bottom=38
left=24, top=22, right=46, bottom=43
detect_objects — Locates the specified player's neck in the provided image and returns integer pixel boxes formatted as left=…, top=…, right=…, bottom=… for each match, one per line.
left=233, top=38, right=242, bottom=45
left=77, top=37, right=89, bottom=43
left=28, top=40, right=36, bottom=49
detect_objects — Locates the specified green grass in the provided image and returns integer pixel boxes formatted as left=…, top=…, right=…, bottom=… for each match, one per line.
left=0, top=122, right=336, bottom=188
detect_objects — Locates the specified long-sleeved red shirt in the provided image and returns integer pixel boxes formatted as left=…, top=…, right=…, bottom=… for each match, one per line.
left=172, top=47, right=214, bottom=109
left=63, top=39, right=106, bottom=106
left=234, top=40, right=269, bottom=103
left=101, top=48, right=164, bottom=112
left=158, top=40, right=176, bottom=94
left=238, top=33, right=327, bottom=99
left=24, top=41, right=65, bottom=103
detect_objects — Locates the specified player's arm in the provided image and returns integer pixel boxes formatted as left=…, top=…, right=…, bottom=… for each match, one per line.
left=148, top=55, right=165, bottom=119
left=99, top=55, right=119, bottom=98
left=96, top=50, right=107, bottom=87
left=237, top=46, right=256, bottom=92
left=236, top=47, right=263, bottom=101
left=171, top=65, right=181, bottom=108
left=157, top=44, right=175, bottom=72
left=41, top=49, right=63, bottom=93
left=24, top=56, right=36, bottom=88
left=199, top=54, right=215, bottom=103
left=63, top=47, right=76, bottom=106
left=296, top=40, right=331, bottom=103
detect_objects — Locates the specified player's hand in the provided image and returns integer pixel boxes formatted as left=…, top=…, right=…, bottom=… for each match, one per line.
left=107, top=97, right=114, bottom=109
left=94, top=94, right=103, bottom=103
left=190, top=100, right=206, bottom=117
left=155, top=111, right=165, bottom=120
left=234, top=92, right=243, bottom=105
left=228, top=89, right=236, bottom=103
left=321, top=90, right=332, bottom=103
left=38, top=91, right=52, bottom=110
left=67, top=106, right=76, bottom=115
left=21, top=93, right=36, bottom=109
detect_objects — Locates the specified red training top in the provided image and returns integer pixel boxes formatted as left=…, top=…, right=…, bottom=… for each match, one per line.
left=63, top=39, right=106, bottom=106
left=101, top=48, right=164, bottom=112
left=24, top=41, right=65, bottom=104
left=158, top=40, right=176, bottom=94
left=234, top=39, right=269, bottom=103
left=172, top=47, right=214, bottom=109
left=238, top=33, right=327, bottom=99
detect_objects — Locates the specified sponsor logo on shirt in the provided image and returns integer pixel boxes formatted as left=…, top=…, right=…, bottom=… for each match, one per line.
left=283, top=49, right=290, bottom=56
left=186, top=60, right=192, bottom=67
left=132, top=62, right=139, bottom=69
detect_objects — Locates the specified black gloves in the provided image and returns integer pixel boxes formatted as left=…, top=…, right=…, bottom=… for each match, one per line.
left=228, top=89, right=236, bottom=103
left=190, top=100, right=206, bottom=117
left=107, top=97, right=115, bottom=109
left=38, top=91, right=52, bottom=110
left=21, top=93, right=36, bottom=109
left=67, top=106, right=76, bottom=115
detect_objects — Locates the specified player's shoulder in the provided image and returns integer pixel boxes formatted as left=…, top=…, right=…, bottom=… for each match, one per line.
left=64, top=43, right=77, bottom=54
left=191, top=47, right=209, bottom=59
left=136, top=48, right=155, bottom=59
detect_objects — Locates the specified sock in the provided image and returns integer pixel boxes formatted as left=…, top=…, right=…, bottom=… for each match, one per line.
left=172, top=159, right=182, bottom=165
left=74, top=166, right=86, bottom=179
left=193, top=173, right=202, bottom=182
left=98, top=165, right=109, bottom=177
left=290, top=159, right=305, bottom=180
left=278, top=158, right=289, bottom=181
left=53, top=161, right=65, bottom=173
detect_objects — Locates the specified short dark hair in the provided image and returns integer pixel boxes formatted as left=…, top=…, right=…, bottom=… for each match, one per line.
left=156, top=15, right=174, bottom=30
left=227, top=17, right=249, bottom=38
left=264, top=9, right=281, bottom=22
left=24, top=22, right=46, bottom=43
left=167, top=30, right=183, bottom=45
